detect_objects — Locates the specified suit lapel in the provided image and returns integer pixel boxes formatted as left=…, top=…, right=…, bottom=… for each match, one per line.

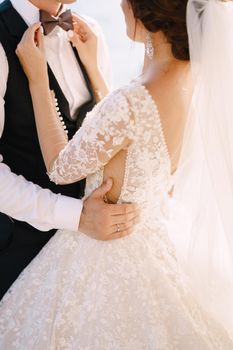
left=0, top=1, right=72, bottom=121
left=1, top=0, right=96, bottom=126
left=71, top=46, right=96, bottom=129
left=47, top=66, right=71, bottom=121
left=0, top=0, right=27, bottom=39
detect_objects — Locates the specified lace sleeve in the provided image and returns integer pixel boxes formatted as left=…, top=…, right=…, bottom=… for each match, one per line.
left=49, top=89, right=135, bottom=184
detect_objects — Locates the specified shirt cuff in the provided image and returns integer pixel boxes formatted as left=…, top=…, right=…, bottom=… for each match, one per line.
left=53, top=194, right=83, bottom=232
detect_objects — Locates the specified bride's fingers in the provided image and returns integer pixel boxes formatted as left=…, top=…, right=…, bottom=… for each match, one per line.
left=68, top=30, right=84, bottom=47
left=36, top=26, right=45, bottom=51
left=73, top=22, right=89, bottom=40
left=72, top=14, right=97, bottom=37
left=73, top=26, right=87, bottom=41
left=22, top=23, right=42, bottom=46
left=72, top=13, right=90, bottom=27
left=16, top=23, right=43, bottom=58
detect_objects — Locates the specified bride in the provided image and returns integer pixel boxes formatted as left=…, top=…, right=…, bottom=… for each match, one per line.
left=1, top=0, right=233, bottom=348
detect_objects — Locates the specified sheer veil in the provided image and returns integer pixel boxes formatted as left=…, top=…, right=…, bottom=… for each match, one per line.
left=170, top=0, right=233, bottom=334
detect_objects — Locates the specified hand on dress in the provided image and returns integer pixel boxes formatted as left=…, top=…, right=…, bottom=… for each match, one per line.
left=16, top=23, right=48, bottom=85
left=79, top=178, right=140, bottom=241
left=68, top=14, right=99, bottom=72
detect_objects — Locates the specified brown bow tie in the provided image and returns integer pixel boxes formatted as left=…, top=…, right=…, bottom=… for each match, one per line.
left=40, top=9, right=74, bottom=35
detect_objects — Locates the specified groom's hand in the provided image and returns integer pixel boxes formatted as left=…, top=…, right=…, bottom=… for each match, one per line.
left=79, top=178, right=139, bottom=241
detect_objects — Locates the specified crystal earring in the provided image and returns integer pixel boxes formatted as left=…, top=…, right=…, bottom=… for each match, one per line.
left=145, top=31, right=154, bottom=60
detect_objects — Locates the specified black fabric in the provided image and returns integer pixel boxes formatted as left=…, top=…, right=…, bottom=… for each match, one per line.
left=0, top=220, right=55, bottom=299
left=0, top=0, right=96, bottom=297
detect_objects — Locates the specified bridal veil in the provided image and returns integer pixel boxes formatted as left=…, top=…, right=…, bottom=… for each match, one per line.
left=171, top=0, right=233, bottom=334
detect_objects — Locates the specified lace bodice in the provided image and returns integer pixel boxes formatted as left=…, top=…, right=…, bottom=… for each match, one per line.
left=49, top=81, right=171, bottom=227
left=1, top=84, right=232, bottom=350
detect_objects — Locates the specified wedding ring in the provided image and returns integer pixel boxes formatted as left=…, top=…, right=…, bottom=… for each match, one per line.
left=116, top=224, right=120, bottom=233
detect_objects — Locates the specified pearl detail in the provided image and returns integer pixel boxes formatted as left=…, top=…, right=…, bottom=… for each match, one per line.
left=51, top=90, right=68, bottom=140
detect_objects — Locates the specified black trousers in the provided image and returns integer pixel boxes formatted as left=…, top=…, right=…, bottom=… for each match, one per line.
left=0, top=213, right=55, bottom=299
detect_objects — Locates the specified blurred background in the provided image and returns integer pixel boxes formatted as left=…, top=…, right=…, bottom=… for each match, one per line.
left=72, top=0, right=144, bottom=87
left=0, top=0, right=145, bottom=87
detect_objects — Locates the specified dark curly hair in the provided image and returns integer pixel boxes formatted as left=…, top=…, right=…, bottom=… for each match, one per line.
left=127, top=0, right=189, bottom=61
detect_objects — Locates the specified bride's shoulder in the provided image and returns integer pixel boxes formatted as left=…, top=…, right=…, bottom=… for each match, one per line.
left=90, top=86, right=131, bottom=117
left=118, top=80, right=151, bottom=101
left=90, top=81, right=149, bottom=120
left=108, top=80, right=146, bottom=101
left=94, top=81, right=140, bottom=108
left=84, top=82, right=143, bottom=127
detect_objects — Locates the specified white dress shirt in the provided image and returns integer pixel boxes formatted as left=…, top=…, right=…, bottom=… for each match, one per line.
left=0, top=0, right=110, bottom=231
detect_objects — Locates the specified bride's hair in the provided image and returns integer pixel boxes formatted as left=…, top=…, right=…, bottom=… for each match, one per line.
left=127, top=0, right=189, bottom=61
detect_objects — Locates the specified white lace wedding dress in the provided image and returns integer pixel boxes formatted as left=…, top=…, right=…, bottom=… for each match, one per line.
left=0, top=81, right=232, bottom=349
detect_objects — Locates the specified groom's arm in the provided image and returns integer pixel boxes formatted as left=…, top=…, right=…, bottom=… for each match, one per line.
left=0, top=45, right=138, bottom=238
left=0, top=43, right=82, bottom=232
left=0, top=161, right=83, bottom=232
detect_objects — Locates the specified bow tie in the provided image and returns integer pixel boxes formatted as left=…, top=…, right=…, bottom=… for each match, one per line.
left=40, top=9, right=74, bottom=35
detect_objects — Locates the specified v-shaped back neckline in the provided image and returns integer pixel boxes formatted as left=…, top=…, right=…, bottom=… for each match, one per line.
left=133, top=80, right=171, bottom=171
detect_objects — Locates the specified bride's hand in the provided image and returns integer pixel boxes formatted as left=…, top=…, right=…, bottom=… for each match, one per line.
left=69, top=14, right=99, bottom=73
left=16, top=23, right=48, bottom=85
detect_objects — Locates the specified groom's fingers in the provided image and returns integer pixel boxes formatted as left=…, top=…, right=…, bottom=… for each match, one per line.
left=79, top=179, right=139, bottom=241
left=109, top=217, right=140, bottom=235
left=108, top=203, right=139, bottom=216
left=111, top=211, right=139, bottom=225
left=106, top=228, right=134, bottom=241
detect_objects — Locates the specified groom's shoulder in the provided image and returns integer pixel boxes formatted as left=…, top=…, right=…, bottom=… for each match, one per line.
left=0, top=0, right=12, bottom=14
left=77, top=14, right=97, bottom=25
left=74, top=13, right=102, bottom=33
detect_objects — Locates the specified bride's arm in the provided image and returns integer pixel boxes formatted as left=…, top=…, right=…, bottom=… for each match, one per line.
left=16, top=24, right=135, bottom=185
left=29, top=79, right=68, bottom=173
left=16, top=23, right=67, bottom=172
left=69, top=14, right=110, bottom=102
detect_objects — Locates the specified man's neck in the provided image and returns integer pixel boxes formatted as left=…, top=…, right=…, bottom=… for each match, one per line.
left=28, top=0, right=61, bottom=16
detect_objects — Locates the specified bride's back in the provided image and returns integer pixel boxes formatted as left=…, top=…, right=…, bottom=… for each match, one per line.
left=104, top=61, right=191, bottom=203
left=101, top=0, right=191, bottom=203
left=144, top=60, right=192, bottom=175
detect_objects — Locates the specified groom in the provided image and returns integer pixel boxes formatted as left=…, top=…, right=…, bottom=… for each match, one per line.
left=0, top=0, right=138, bottom=299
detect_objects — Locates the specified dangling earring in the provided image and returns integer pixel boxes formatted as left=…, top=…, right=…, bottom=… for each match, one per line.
left=145, top=31, right=154, bottom=60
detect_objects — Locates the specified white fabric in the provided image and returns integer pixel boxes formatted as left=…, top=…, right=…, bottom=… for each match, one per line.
left=0, top=44, right=82, bottom=232
left=0, top=82, right=232, bottom=349
left=10, top=0, right=111, bottom=118
left=170, top=0, right=233, bottom=336
left=0, top=0, right=110, bottom=231
left=0, top=163, right=83, bottom=232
